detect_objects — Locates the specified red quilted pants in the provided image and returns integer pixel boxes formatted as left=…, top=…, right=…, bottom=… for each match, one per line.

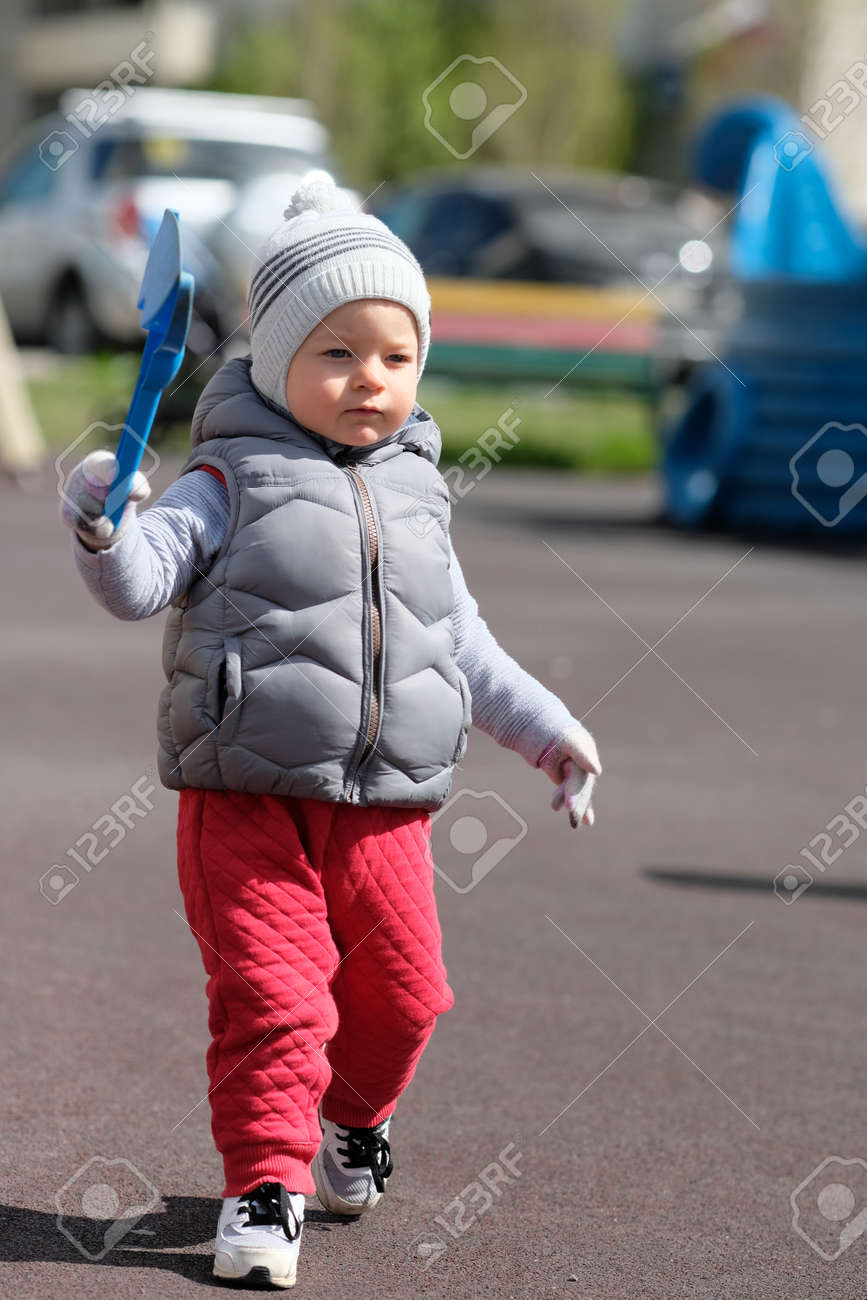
left=176, top=788, right=455, bottom=1197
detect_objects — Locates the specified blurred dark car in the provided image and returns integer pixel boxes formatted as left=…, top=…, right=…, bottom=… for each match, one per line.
left=368, top=167, right=737, bottom=385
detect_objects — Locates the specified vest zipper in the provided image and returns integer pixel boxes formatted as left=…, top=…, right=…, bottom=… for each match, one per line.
left=342, top=462, right=383, bottom=800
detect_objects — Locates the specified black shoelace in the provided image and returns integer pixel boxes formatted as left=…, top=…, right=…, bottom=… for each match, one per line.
left=237, top=1181, right=302, bottom=1242
left=335, top=1123, right=394, bottom=1193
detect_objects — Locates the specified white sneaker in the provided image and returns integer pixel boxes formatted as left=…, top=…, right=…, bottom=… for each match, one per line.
left=311, top=1115, right=393, bottom=1216
left=212, top=1181, right=304, bottom=1288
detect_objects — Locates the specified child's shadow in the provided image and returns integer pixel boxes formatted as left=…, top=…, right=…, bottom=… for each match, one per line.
left=4, top=1197, right=354, bottom=1287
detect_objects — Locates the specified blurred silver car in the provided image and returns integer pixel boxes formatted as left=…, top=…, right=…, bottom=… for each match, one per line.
left=206, top=170, right=364, bottom=312
left=0, top=86, right=335, bottom=353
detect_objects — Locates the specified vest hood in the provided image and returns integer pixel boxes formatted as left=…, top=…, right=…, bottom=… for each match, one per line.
left=190, top=353, right=443, bottom=467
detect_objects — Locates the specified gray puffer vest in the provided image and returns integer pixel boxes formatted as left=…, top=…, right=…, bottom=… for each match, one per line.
left=156, top=355, right=471, bottom=810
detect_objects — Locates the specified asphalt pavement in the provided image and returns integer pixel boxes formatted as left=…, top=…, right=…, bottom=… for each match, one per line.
left=4, top=455, right=867, bottom=1299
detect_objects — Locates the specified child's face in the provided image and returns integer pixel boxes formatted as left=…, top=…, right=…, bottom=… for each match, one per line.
left=284, top=299, right=420, bottom=447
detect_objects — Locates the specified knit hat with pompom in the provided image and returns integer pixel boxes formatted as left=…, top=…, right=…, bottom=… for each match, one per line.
left=246, top=169, right=431, bottom=416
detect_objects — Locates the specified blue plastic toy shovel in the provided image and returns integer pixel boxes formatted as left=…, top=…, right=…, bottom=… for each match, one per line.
left=105, top=208, right=194, bottom=527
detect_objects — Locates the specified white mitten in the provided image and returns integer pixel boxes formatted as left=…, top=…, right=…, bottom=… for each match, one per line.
left=538, top=724, right=601, bottom=830
left=59, top=449, right=151, bottom=552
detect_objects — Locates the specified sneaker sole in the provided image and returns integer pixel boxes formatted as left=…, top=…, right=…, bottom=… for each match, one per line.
left=310, top=1148, right=383, bottom=1217
left=213, top=1259, right=296, bottom=1288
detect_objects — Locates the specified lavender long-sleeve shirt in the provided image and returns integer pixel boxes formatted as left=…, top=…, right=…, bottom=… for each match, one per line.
left=70, top=466, right=580, bottom=768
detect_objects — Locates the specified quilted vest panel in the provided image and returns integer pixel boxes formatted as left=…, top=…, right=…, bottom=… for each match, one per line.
left=156, top=365, right=471, bottom=810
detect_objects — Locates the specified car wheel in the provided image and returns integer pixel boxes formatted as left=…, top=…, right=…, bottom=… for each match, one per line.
left=46, top=280, right=100, bottom=354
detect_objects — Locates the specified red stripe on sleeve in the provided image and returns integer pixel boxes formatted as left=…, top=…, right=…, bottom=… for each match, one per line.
left=195, top=465, right=227, bottom=486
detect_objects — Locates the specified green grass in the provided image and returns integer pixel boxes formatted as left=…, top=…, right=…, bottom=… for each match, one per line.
left=27, top=354, right=658, bottom=473
left=419, top=377, right=658, bottom=473
left=26, top=351, right=197, bottom=456
left=28, top=352, right=144, bottom=450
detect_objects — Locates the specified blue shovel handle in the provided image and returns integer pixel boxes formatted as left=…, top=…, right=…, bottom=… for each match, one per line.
left=105, top=209, right=195, bottom=528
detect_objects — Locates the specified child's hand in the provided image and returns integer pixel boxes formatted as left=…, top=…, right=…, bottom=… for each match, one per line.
left=551, top=764, right=597, bottom=829
left=538, top=724, right=601, bottom=829
left=59, top=449, right=151, bottom=552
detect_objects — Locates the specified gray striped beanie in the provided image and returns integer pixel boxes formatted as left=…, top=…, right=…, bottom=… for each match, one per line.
left=246, top=170, right=432, bottom=416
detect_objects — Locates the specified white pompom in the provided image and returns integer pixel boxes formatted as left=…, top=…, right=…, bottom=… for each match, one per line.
left=283, top=170, right=354, bottom=220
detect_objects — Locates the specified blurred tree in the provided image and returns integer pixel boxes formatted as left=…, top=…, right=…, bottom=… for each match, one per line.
left=206, top=0, right=633, bottom=188
left=618, top=0, right=814, bottom=184
left=479, top=0, right=633, bottom=172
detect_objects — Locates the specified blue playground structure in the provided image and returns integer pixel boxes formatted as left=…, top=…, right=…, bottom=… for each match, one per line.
left=662, top=95, right=867, bottom=535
